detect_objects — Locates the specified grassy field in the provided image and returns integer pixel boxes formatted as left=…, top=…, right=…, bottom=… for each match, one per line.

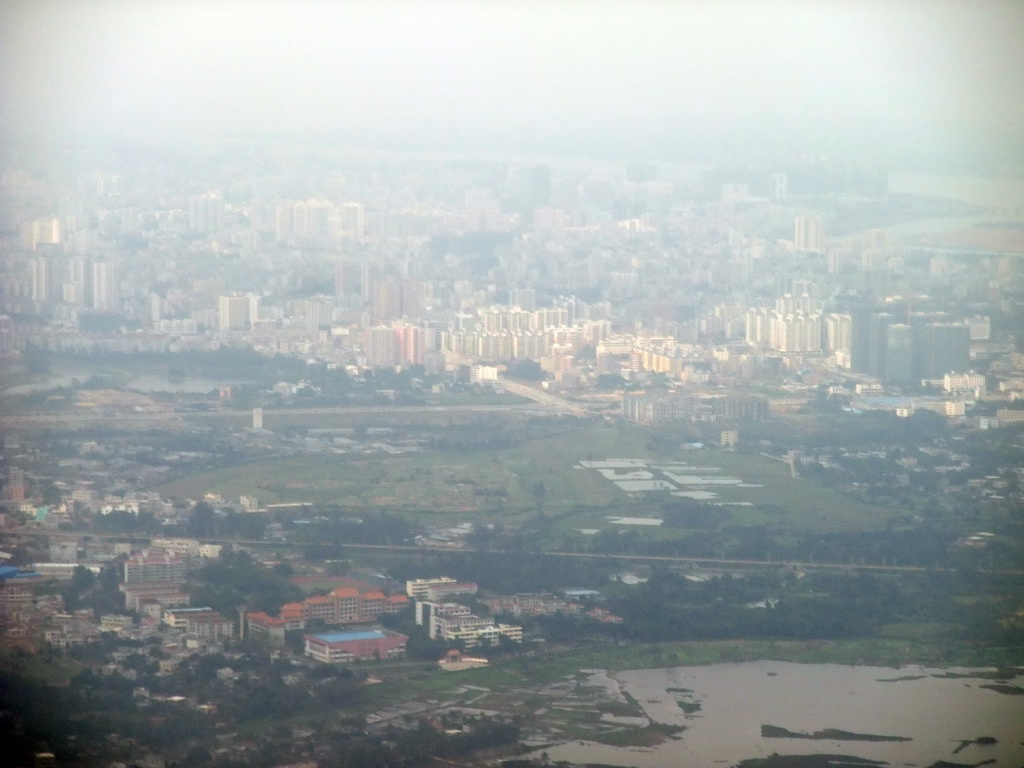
left=150, top=419, right=901, bottom=533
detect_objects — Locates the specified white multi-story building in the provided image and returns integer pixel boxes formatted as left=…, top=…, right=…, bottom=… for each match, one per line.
left=218, top=294, right=258, bottom=331
left=406, top=577, right=457, bottom=600
left=470, top=365, right=498, bottom=384
left=123, top=551, right=187, bottom=584
left=943, top=372, right=986, bottom=394
left=415, top=600, right=523, bottom=648
left=189, top=192, right=225, bottom=233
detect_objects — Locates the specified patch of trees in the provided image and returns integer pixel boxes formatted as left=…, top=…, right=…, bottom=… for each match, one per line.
left=60, top=564, right=122, bottom=615
left=191, top=549, right=303, bottom=616
left=602, top=570, right=892, bottom=642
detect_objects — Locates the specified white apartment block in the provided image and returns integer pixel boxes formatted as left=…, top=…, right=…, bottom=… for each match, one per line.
left=943, top=372, right=986, bottom=394
left=406, top=577, right=457, bottom=600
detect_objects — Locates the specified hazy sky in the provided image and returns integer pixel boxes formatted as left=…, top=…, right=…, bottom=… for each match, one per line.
left=2, top=0, right=1022, bottom=160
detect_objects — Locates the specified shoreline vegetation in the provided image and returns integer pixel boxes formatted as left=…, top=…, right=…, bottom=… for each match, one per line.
left=451, top=638, right=1024, bottom=687
left=354, top=638, right=1024, bottom=726
left=760, top=724, right=912, bottom=742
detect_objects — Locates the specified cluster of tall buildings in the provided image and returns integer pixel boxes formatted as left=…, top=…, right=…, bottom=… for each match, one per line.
left=848, top=306, right=971, bottom=385
left=275, top=199, right=364, bottom=242
left=21, top=255, right=119, bottom=313
left=2, top=151, right=1016, bottom=407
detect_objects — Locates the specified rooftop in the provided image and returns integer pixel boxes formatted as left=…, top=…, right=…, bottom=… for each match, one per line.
left=309, top=630, right=387, bottom=643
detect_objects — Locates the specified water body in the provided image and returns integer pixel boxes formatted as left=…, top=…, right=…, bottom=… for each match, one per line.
left=122, top=375, right=255, bottom=394
left=539, top=661, right=1024, bottom=768
left=888, top=173, right=1024, bottom=211
left=3, top=373, right=252, bottom=395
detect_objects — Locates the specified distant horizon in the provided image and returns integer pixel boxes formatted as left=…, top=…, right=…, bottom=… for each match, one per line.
left=3, top=1, right=1023, bottom=167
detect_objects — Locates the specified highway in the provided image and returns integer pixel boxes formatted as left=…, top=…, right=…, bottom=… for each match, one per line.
left=496, top=376, right=589, bottom=417
left=3, top=528, right=1020, bottom=576
left=0, top=402, right=552, bottom=427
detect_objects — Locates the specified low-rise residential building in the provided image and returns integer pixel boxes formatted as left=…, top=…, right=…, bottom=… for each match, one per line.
left=120, top=583, right=190, bottom=611
left=163, top=607, right=219, bottom=630
left=996, top=409, right=1024, bottom=427
left=481, top=593, right=583, bottom=618
left=100, top=614, right=134, bottom=632
left=444, top=622, right=523, bottom=649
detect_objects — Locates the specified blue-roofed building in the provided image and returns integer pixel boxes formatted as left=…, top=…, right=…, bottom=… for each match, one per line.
left=0, top=565, right=21, bottom=580
left=304, top=628, right=408, bottom=663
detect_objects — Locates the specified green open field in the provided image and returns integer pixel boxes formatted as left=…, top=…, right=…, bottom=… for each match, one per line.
left=150, top=419, right=900, bottom=535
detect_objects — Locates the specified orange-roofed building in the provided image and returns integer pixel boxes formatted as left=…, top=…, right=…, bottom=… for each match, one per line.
left=385, top=594, right=410, bottom=614
left=359, top=590, right=386, bottom=621
left=247, top=611, right=287, bottom=643
left=279, top=603, right=306, bottom=629
left=331, top=587, right=361, bottom=623
left=270, top=586, right=409, bottom=630
left=303, top=594, right=336, bottom=623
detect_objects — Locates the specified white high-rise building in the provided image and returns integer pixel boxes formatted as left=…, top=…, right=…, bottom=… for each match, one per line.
left=336, top=202, right=364, bottom=238
left=772, top=173, right=788, bottom=199
left=21, top=218, right=62, bottom=250
left=189, top=192, right=225, bottom=233
left=768, top=312, right=822, bottom=353
left=794, top=216, right=825, bottom=253
left=824, top=313, right=852, bottom=353
left=365, top=325, right=399, bottom=368
left=275, top=199, right=334, bottom=242
left=89, top=261, right=118, bottom=312
left=218, top=294, right=258, bottom=331
left=28, top=257, right=49, bottom=302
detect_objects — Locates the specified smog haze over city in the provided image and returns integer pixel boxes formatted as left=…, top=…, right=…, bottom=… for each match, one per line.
left=2, top=2, right=1024, bottom=768
left=3, top=0, right=1024, bottom=160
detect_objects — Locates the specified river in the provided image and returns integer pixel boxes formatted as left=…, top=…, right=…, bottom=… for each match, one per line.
left=2, top=363, right=256, bottom=395
left=537, top=661, right=1024, bottom=767
left=888, top=172, right=1024, bottom=211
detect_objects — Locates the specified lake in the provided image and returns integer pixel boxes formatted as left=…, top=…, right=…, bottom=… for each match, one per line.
left=537, top=661, right=1024, bottom=767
